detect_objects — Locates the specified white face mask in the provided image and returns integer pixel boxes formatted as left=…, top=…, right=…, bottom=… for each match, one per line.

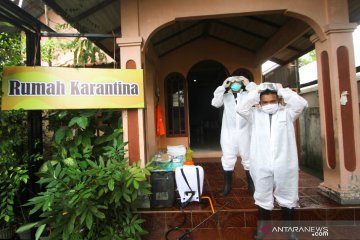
left=261, top=103, right=279, bottom=114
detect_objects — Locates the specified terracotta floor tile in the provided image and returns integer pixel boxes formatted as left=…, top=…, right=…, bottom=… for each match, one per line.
left=298, top=209, right=327, bottom=221
left=166, top=211, right=193, bottom=229
left=268, top=209, right=282, bottom=221
left=328, top=225, right=360, bottom=239
left=191, top=212, right=219, bottom=229
left=141, top=212, right=166, bottom=231
left=188, top=228, right=223, bottom=239
left=299, top=187, right=321, bottom=196
left=299, top=179, right=322, bottom=187
left=326, top=208, right=354, bottom=221
left=244, top=211, right=258, bottom=227
left=142, top=161, right=359, bottom=239
left=308, top=195, right=341, bottom=208
left=232, top=179, right=247, bottom=188
left=235, top=197, right=256, bottom=209
left=220, top=227, right=256, bottom=240
left=218, top=211, right=246, bottom=228
left=212, top=197, right=241, bottom=210
left=161, top=228, right=187, bottom=240
left=142, top=229, right=166, bottom=240
left=298, top=196, right=323, bottom=208
left=231, top=188, right=253, bottom=198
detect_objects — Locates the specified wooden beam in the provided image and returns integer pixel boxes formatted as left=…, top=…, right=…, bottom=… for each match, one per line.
left=255, top=18, right=310, bottom=66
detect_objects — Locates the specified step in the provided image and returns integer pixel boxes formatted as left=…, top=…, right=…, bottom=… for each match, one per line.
left=139, top=161, right=360, bottom=239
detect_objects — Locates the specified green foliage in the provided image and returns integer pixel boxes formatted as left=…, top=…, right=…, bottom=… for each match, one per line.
left=41, top=20, right=106, bottom=66
left=40, top=36, right=107, bottom=66
left=298, top=50, right=316, bottom=67
left=0, top=110, right=28, bottom=160
left=54, top=23, right=71, bottom=31
left=0, top=32, right=24, bottom=71
left=0, top=32, right=27, bottom=166
left=41, top=38, right=59, bottom=67
left=0, top=111, right=42, bottom=227
left=0, top=165, right=29, bottom=225
left=18, top=110, right=152, bottom=240
left=0, top=32, right=29, bottom=229
left=0, top=110, right=33, bottom=228
left=72, top=38, right=107, bottom=65
left=41, top=22, right=108, bottom=66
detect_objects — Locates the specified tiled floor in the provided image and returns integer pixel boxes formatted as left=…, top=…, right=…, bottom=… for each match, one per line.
left=139, top=159, right=360, bottom=240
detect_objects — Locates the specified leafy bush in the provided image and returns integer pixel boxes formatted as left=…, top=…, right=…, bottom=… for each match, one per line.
left=0, top=164, right=29, bottom=226
left=0, top=100, right=31, bottom=230
left=17, top=110, right=152, bottom=240
left=0, top=31, right=29, bottom=230
left=0, top=110, right=42, bottom=228
left=0, top=110, right=28, bottom=162
left=0, top=32, right=24, bottom=71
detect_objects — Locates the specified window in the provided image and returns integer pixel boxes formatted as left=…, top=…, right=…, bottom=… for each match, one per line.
left=164, top=72, right=187, bottom=136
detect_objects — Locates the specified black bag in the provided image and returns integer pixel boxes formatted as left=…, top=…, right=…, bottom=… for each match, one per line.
left=150, top=171, right=175, bottom=208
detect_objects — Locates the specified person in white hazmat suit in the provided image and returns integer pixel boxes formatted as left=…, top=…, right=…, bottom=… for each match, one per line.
left=236, top=82, right=308, bottom=240
left=211, top=76, right=257, bottom=196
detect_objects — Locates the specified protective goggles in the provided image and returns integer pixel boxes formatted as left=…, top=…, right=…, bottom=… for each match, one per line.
left=258, top=82, right=278, bottom=93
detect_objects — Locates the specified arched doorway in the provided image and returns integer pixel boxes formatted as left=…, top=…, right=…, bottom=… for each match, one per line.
left=187, top=60, right=229, bottom=150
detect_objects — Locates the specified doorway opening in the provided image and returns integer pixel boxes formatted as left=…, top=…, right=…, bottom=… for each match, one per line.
left=187, top=60, right=229, bottom=151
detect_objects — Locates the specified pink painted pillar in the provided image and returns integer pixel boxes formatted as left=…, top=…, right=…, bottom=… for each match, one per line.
left=117, top=0, right=146, bottom=166
left=312, top=23, right=360, bottom=204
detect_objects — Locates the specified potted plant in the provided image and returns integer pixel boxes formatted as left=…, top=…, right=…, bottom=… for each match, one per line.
left=17, top=109, right=152, bottom=239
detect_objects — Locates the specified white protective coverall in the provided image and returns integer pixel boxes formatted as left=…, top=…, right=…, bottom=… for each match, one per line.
left=211, top=82, right=257, bottom=171
left=236, top=88, right=308, bottom=210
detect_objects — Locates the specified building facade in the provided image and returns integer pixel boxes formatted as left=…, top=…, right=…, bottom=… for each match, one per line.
left=115, top=0, right=360, bottom=204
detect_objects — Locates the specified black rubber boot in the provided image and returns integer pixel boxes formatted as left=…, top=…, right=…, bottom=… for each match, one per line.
left=245, top=170, right=255, bottom=195
left=282, top=207, right=298, bottom=240
left=220, top=170, right=233, bottom=196
left=254, top=207, right=271, bottom=240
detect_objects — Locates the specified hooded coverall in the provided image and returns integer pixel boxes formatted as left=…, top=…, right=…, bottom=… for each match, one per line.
left=236, top=88, right=308, bottom=210
left=211, top=82, right=256, bottom=171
